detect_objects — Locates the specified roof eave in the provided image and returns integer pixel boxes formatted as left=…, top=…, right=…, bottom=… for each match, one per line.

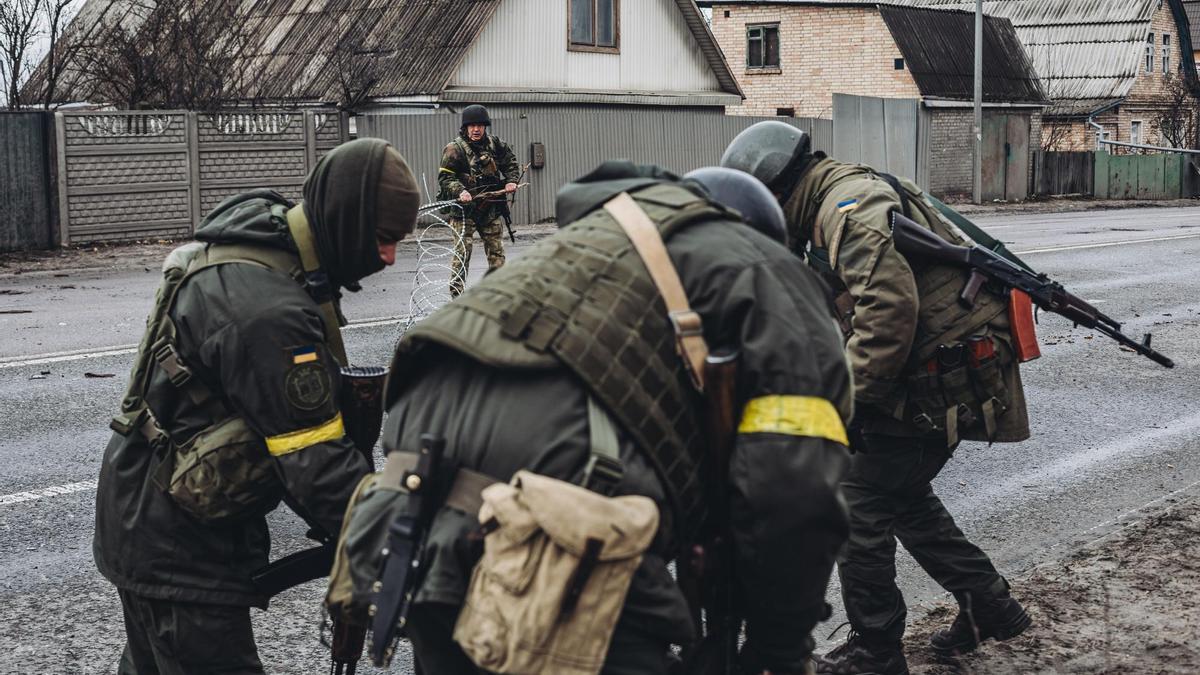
left=439, top=87, right=742, bottom=107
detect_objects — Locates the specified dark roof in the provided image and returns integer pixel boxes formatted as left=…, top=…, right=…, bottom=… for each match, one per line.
left=880, top=5, right=1047, bottom=103
left=28, top=0, right=741, bottom=106
left=1185, top=0, right=1200, bottom=45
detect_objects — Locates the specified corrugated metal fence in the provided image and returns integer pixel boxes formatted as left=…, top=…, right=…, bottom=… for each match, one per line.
left=0, top=112, right=55, bottom=252
left=359, top=111, right=832, bottom=223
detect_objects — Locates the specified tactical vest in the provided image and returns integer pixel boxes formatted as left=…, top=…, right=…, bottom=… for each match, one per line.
left=110, top=205, right=342, bottom=521
left=803, top=167, right=1022, bottom=443
left=389, top=183, right=728, bottom=531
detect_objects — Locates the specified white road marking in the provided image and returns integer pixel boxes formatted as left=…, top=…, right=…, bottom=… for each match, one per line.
left=0, top=480, right=98, bottom=507
left=1016, top=232, right=1200, bottom=255
left=0, top=315, right=409, bottom=370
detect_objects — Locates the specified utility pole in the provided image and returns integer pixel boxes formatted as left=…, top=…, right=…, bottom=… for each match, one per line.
left=973, top=0, right=983, bottom=204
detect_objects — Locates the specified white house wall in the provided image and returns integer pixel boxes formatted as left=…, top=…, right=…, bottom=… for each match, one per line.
left=450, top=0, right=723, bottom=94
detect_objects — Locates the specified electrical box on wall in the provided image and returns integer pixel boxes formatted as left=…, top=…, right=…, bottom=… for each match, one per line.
left=530, top=142, right=546, bottom=169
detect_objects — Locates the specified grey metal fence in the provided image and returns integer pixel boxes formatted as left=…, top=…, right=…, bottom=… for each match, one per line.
left=832, top=94, right=928, bottom=188
left=55, top=110, right=348, bottom=245
left=358, top=110, right=832, bottom=223
left=0, top=112, right=55, bottom=252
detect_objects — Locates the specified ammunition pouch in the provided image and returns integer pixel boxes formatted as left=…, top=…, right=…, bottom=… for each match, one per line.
left=163, top=415, right=282, bottom=522
left=906, top=336, right=1010, bottom=446
left=453, top=470, right=659, bottom=675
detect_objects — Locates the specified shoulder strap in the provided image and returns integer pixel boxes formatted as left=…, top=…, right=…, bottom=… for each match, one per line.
left=583, top=397, right=624, bottom=496
left=602, top=192, right=709, bottom=391
left=286, top=206, right=349, bottom=366
left=877, top=172, right=913, bottom=220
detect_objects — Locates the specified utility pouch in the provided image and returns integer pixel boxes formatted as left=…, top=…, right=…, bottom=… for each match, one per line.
left=326, top=472, right=401, bottom=625
left=453, top=470, right=659, bottom=675
left=166, top=416, right=282, bottom=522
left=966, top=336, right=1009, bottom=442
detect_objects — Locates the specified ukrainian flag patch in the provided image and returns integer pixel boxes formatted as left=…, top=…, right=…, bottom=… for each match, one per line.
left=292, top=346, right=319, bottom=364
left=837, top=199, right=859, bottom=213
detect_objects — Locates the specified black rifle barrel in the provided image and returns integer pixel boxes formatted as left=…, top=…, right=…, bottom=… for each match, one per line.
left=890, top=213, right=1174, bottom=369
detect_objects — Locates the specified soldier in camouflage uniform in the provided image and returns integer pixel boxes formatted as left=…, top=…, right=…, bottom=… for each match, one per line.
left=372, top=161, right=854, bottom=674
left=723, top=122, right=1032, bottom=675
left=94, top=139, right=420, bottom=674
left=438, top=104, right=521, bottom=296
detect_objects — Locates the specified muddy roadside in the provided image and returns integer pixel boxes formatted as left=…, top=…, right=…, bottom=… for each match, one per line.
left=0, top=223, right=560, bottom=278
left=901, top=493, right=1200, bottom=674
left=948, top=196, right=1198, bottom=216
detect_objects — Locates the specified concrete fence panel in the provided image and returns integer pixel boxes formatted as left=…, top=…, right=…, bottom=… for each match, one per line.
left=0, top=112, right=55, bottom=252
left=55, top=110, right=348, bottom=246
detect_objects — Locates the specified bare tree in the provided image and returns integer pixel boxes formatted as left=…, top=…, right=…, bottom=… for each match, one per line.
left=38, top=0, right=82, bottom=108
left=1154, top=73, right=1199, bottom=150
left=330, top=22, right=379, bottom=111
left=0, top=0, right=42, bottom=109
left=72, top=0, right=255, bottom=110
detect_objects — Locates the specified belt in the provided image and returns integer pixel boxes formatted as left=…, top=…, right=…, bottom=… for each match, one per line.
left=380, top=451, right=496, bottom=515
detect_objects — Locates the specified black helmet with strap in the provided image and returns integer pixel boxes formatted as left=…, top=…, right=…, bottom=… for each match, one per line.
left=720, top=120, right=812, bottom=200
left=683, top=166, right=788, bottom=246
left=461, top=104, right=492, bottom=128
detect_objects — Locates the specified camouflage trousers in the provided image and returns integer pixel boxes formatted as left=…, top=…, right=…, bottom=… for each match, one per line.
left=449, top=217, right=507, bottom=297
left=838, top=434, right=1007, bottom=643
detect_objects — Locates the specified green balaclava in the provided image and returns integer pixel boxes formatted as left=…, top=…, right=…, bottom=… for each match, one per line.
left=301, top=138, right=419, bottom=290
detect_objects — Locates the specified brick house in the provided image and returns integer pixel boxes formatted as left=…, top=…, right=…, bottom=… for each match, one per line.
left=1183, top=0, right=1200, bottom=73
left=703, top=1, right=1047, bottom=199
left=899, top=0, right=1200, bottom=151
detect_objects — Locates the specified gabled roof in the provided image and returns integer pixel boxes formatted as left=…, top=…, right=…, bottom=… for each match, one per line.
left=27, top=0, right=740, bottom=106
left=1184, top=0, right=1200, bottom=46
left=893, top=0, right=1200, bottom=115
left=878, top=5, right=1045, bottom=103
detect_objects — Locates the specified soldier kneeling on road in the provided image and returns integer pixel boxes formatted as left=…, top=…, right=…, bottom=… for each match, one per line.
left=723, top=121, right=1033, bottom=675
left=326, top=161, right=855, bottom=675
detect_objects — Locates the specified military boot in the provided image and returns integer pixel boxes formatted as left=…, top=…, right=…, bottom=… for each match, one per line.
left=929, top=590, right=1031, bottom=657
left=813, top=630, right=909, bottom=675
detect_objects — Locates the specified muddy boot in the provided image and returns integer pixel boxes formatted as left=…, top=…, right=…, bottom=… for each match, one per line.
left=930, top=590, right=1032, bottom=657
left=813, top=631, right=909, bottom=675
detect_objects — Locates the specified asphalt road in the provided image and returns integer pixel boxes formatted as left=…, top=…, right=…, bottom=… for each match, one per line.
left=1, top=206, right=1198, bottom=673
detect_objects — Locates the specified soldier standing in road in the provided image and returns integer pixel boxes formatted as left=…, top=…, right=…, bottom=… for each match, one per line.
left=438, top=104, right=521, bottom=297
left=723, top=122, right=1033, bottom=675
left=94, top=139, right=420, bottom=674
left=353, top=162, right=853, bottom=674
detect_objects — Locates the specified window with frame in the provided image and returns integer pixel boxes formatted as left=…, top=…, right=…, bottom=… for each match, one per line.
left=746, top=23, right=780, bottom=69
left=1145, top=33, right=1154, bottom=73
left=1131, top=120, right=1143, bottom=146
left=1163, top=34, right=1171, bottom=74
left=569, top=0, right=619, bottom=52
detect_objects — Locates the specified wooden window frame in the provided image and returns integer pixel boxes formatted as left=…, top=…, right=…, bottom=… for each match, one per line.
left=1163, top=33, right=1171, bottom=74
left=568, top=0, right=621, bottom=54
left=1131, top=119, right=1144, bottom=146
left=746, top=23, right=781, bottom=70
left=1145, top=33, right=1154, bottom=73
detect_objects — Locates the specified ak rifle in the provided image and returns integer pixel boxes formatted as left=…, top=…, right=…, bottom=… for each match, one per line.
left=890, top=212, right=1174, bottom=369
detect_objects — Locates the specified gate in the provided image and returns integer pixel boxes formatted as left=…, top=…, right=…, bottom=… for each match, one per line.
left=0, top=112, right=55, bottom=251
left=981, top=112, right=1030, bottom=201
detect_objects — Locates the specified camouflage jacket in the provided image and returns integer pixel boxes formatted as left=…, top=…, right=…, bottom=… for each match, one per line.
left=784, top=157, right=1030, bottom=442
left=438, top=131, right=520, bottom=223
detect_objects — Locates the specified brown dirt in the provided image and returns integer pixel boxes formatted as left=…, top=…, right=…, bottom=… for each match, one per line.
left=948, top=196, right=1200, bottom=216
left=0, top=241, right=180, bottom=278
left=904, top=499, right=1200, bottom=674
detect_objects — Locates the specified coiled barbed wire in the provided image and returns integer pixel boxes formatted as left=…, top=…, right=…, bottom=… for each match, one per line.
left=396, top=200, right=467, bottom=343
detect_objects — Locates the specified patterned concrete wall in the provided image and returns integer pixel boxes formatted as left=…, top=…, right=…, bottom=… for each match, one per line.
left=55, top=110, right=347, bottom=245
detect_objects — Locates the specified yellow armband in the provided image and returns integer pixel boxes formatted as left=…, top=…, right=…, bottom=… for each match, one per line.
left=739, top=396, right=849, bottom=446
left=265, top=413, right=345, bottom=456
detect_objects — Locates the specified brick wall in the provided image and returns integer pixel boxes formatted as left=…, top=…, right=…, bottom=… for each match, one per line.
left=1046, top=1, right=1199, bottom=151
left=927, top=109, right=974, bottom=198
left=711, top=5, right=921, bottom=118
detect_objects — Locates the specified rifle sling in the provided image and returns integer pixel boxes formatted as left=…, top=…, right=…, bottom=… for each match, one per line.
left=286, top=206, right=348, bottom=366
left=603, top=192, right=709, bottom=391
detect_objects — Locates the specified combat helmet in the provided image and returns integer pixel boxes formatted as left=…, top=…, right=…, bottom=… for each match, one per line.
left=461, top=104, right=492, bottom=127
left=684, top=166, right=787, bottom=245
left=720, top=121, right=812, bottom=200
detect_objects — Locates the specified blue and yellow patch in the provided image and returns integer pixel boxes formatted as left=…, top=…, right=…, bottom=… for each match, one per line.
left=837, top=199, right=859, bottom=213
left=292, top=346, right=319, bottom=364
